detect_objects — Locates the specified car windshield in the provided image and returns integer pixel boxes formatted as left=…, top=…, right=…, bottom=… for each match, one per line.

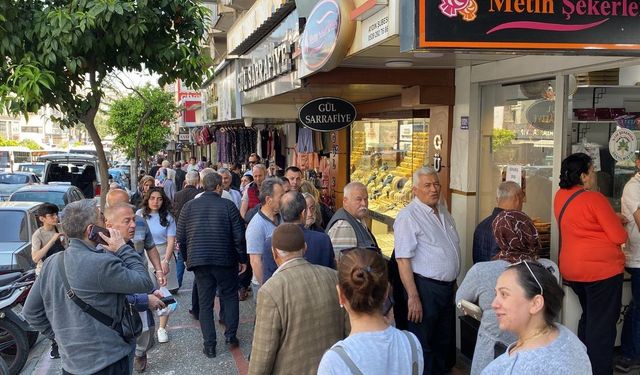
left=11, top=191, right=65, bottom=209
left=0, top=211, right=28, bottom=242
left=18, top=164, right=44, bottom=177
left=0, top=174, right=29, bottom=184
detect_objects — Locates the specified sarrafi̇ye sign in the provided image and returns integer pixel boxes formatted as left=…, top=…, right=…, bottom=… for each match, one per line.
left=299, top=97, right=357, bottom=132
left=419, top=0, right=640, bottom=53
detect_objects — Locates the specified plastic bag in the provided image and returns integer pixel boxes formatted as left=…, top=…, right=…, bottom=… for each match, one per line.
left=156, top=287, right=177, bottom=317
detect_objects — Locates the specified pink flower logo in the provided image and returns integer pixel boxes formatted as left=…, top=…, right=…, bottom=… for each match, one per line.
left=439, top=0, right=477, bottom=22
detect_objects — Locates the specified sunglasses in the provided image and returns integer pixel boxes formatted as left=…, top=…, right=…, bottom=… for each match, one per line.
left=509, top=260, right=543, bottom=296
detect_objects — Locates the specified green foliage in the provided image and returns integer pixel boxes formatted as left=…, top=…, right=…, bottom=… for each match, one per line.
left=106, top=86, right=176, bottom=160
left=492, top=129, right=516, bottom=151
left=0, top=137, right=19, bottom=147
left=18, top=139, right=42, bottom=150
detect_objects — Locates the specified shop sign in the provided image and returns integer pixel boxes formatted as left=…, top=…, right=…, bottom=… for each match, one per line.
left=417, top=0, right=640, bottom=53
left=178, top=132, right=190, bottom=142
left=238, top=43, right=292, bottom=91
left=526, top=100, right=555, bottom=131
left=609, top=128, right=637, bottom=161
left=299, top=97, right=357, bottom=132
left=300, top=0, right=356, bottom=76
left=362, top=8, right=389, bottom=49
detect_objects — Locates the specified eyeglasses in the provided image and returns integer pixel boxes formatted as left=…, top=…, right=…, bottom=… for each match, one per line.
left=509, top=260, right=543, bottom=296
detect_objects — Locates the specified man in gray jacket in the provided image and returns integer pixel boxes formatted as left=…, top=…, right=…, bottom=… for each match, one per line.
left=24, top=199, right=154, bottom=375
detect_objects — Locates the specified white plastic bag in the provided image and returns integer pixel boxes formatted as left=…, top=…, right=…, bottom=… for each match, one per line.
left=156, top=287, right=177, bottom=317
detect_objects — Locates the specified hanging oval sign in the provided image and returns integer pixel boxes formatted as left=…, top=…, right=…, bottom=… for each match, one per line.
left=299, top=97, right=357, bottom=132
left=525, top=99, right=555, bottom=131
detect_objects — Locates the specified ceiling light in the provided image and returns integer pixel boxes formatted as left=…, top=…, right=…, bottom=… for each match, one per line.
left=385, top=60, right=413, bottom=68
left=413, top=52, right=444, bottom=58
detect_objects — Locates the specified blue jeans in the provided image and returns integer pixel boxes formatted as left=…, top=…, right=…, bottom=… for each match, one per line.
left=622, top=267, right=640, bottom=359
left=176, top=251, right=185, bottom=288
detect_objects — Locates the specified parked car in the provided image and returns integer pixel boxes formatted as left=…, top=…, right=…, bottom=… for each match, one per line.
left=38, top=153, right=102, bottom=198
left=9, top=185, right=84, bottom=211
left=15, top=162, right=45, bottom=179
left=0, top=202, right=44, bottom=272
left=0, top=172, right=40, bottom=202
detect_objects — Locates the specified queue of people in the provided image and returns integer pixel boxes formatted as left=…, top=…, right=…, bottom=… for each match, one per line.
left=21, top=150, right=640, bottom=375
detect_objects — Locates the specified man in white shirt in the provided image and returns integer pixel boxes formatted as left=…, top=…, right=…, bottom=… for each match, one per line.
left=619, top=154, right=640, bottom=372
left=394, top=166, right=460, bottom=375
left=219, top=168, right=242, bottom=209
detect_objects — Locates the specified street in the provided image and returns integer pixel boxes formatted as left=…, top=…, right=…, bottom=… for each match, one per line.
left=20, top=271, right=255, bottom=375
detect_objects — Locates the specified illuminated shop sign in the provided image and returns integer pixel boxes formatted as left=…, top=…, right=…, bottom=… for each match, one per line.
left=418, top=0, right=640, bottom=52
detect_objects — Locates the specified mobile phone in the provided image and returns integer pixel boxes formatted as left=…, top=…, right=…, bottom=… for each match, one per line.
left=160, top=296, right=175, bottom=305
left=88, top=225, right=110, bottom=245
left=457, top=299, right=483, bottom=321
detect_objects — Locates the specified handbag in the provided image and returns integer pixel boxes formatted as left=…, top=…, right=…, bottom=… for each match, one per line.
left=58, top=252, right=143, bottom=341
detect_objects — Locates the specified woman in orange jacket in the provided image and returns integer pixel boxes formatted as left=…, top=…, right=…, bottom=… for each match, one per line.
left=554, top=152, right=627, bottom=375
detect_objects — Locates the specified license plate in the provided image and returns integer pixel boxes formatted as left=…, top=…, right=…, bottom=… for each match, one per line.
left=11, top=304, right=25, bottom=321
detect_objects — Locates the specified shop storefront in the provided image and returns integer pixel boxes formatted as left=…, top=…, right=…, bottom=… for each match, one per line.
left=400, top=0, right=640, bottom=352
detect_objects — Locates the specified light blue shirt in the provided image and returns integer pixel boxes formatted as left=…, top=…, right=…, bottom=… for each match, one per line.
left=481, top=324, right=591, bottom=375
left=135, top=210, right=176, bottom=246
left=318, top=326, right=424, bottom=375
left=246, top=210, right=280, bottom=285
left=394, top=198, right=461, bottom=282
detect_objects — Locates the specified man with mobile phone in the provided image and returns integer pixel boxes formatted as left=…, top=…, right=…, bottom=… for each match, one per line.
left=23, top=199, right=153, bottom=375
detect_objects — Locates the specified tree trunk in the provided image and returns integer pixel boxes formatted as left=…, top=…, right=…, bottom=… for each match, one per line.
left=83, top=72, right=109, bottom=207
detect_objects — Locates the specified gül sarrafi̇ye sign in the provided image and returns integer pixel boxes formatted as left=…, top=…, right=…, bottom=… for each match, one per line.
left=419, top=0, right=640, bottom=52
left=299, top=97, right=357, bottom=132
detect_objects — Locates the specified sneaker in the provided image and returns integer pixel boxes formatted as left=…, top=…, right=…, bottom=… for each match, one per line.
left=157, top=327, right=169, bottom=343
left=616, top=356, right=640, bottom=373
left=49, top=341, right=60, bottom=359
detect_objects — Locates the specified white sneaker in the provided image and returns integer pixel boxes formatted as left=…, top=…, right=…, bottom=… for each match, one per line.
left=157, top=328, right=169, bottom=343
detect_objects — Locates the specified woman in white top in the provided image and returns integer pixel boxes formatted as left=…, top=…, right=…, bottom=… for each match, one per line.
left=136, top=187, right=177, bottom=344
left=318, top=248, right=424, bottom=375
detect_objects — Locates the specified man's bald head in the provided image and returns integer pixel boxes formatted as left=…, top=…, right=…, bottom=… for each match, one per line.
left=106, top=188, right=130, bottom=208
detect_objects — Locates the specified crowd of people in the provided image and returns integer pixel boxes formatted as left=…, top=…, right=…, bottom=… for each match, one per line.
left=20, top=150, right=640, bottom=375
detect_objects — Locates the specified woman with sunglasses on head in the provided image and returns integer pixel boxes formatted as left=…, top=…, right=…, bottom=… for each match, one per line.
left=482, top=261, right=591, bottom=374
left=318, top=249, right=424, bottom=375
left=456, top=210, right=559, bottom=375
left=554, top=153, right=627, bottom=375
left=137, top=187, right=178, bottom=344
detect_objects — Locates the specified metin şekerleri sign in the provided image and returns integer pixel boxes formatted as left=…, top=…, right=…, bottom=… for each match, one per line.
left=419, top=0, right=640, bottom=52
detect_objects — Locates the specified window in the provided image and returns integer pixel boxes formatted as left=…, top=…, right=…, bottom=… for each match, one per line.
left=21, top=126, right=41, bottom=133
left=0, top=211, right=29, bottom=242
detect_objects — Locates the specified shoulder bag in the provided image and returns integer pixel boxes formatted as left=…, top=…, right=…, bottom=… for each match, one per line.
left=557, top=188, right=586, bottom=260
left=58, top=252, right=142, bottom=341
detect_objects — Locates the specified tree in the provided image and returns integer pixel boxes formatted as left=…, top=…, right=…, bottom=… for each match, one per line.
left=0, top=0, right=211, bottom=205
left=19, top=139, right=43, bottom=150
left=107, top=85, right=176, bottom=180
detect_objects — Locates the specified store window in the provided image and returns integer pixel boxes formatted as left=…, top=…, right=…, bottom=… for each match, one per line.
left=350, top=118, right=429, bottom=257
left=478, top=80, right=557, bottom=258
left=569, top=67, right=640, bottom=212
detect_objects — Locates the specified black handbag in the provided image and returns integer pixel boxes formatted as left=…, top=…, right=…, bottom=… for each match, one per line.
left=58, top=252, right=142, bottom=341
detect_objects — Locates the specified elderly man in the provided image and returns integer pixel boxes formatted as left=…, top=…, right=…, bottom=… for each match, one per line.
left=394, top=166, right=460, bottom=375
left=103, top=202, right=166, bottom=373
left=24, top=199, right=153, bottom=375
left=249, top=224, right=347, bottom=375
left=472, top=181, right=524, bottom=263
left=196, top=168, right=232, bottom=201
left=284, top=166, right=303, bottom=191
left=219, top=168, right=242, bottom=209
left=177, top=173, right=247, bottom=358
left=262, top=191, right=335, bottom=283
left=326, top=182, right=380, bottom=257
left=246, top=178, right=284, bottom=299
left=241, top=163, right=267, bottom=218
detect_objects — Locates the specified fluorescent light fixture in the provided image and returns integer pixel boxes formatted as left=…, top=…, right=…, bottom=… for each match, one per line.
left=385, top=60, right=413, bottom=68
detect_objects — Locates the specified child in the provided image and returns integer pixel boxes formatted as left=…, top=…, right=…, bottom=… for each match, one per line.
left=31, top=202, right=68, bottom=359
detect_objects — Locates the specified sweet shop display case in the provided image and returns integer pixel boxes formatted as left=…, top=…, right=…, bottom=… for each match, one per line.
left=350, top=118, right=430, bottom=257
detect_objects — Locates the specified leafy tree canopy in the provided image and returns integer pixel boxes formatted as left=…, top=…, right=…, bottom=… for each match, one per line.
left=0, top=137, right=43, bottom=150
left=107, top=85, right=176, bottom=160
left=0, top=0, right=212, bottom=202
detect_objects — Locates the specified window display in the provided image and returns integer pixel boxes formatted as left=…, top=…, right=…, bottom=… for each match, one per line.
left=350, top=118, right=429, bottom=256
